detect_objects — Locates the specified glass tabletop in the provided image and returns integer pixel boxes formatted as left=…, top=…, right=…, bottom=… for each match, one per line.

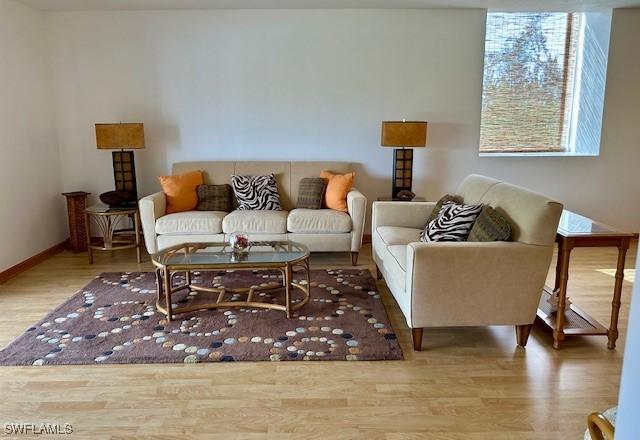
left=151, top=241, right=310, bottom=267
left=557, top=210, right=630, bottom=237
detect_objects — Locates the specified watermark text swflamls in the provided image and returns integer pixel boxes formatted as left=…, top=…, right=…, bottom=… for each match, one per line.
left=4, top=423, right=73, bottom=435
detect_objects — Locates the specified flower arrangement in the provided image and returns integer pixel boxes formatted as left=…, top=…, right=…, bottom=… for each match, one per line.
left=229, top=232, right=250, bottom=253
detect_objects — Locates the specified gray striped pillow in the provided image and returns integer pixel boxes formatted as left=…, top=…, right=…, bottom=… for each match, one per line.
left=467, top=206, right=512, bottom=242
left=297, top=178, right=327, bottom=209
left=196, top=184, right=233, bottom=212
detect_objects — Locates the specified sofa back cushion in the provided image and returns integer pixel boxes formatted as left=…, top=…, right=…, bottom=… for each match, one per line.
left=480, top=182, right=563, bottom=246
left=173, top=162, right=235, bottom=185
left=171, top=161, right=353, bottom=211
left=456, top=174, right=500, bottom=203
left=457, top=174, right=563, bottom=246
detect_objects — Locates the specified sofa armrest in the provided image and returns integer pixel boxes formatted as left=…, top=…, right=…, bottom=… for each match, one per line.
left=372, top=201, right=436, bottom=230
left=347, top=188, right=367, bottom=252
left=405, top=241, right=554, bottom=328
left=139, top=192, right=166, bottom=254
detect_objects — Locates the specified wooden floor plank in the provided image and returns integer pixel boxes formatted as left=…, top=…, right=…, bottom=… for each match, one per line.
left=0, top=242, right=635, bottom=439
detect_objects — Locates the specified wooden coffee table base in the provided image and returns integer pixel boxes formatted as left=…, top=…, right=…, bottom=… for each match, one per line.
left=155, top=261, right=311, bottom=321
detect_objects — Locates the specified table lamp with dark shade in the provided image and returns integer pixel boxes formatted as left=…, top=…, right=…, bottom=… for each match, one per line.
left=95, top=123, right=145, bottom=207
left=381, top=120, right=427, bottom=200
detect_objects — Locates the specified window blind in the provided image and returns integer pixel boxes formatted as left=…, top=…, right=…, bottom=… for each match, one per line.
left=480, top=13, right=582, bottom=153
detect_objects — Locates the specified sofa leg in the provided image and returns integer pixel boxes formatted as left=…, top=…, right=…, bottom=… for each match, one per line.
left=516, top=324, right=533, bottom=347
left=412, top=328, right=424, bottom=351
left=375, top=266, right=382, bottom=280
left=351, top=251, right=359, bottom=266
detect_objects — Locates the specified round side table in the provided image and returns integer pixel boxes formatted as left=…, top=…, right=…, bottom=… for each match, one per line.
left=84, top=205, right=141, bottom=264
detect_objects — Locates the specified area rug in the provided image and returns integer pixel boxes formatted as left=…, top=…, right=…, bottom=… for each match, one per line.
left=0, top=269, right=402, bottom=365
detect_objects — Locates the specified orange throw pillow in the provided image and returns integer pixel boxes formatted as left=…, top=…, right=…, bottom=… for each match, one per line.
left=158, top=170, right=204, bottom=214
left=320, top=171, right=355, bottom=212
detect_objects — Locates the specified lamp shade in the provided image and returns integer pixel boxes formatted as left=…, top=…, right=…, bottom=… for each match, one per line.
left=96, top=123, right=145, bottom=149
left=381, top=121, right=427, bottom=148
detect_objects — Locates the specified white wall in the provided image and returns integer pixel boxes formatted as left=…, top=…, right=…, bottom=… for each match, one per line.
left=0, top=0, right=66, bottom=272
left=48, top=8, right=640, bottom=233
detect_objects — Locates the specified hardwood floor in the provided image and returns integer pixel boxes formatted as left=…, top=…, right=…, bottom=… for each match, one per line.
left=0, top=242, right=636, bottom=439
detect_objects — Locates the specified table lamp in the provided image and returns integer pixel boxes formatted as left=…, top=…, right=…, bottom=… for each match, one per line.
left=380, top=120, right=427, bottom=200
left=95, top=123, right=145, bottom=207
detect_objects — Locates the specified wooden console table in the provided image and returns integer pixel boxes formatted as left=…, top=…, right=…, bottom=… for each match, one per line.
left=536, top=210, right=634, bottom=349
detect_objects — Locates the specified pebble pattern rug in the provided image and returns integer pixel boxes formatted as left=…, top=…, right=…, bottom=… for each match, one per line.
left=0, top=269, right=402, bottom=365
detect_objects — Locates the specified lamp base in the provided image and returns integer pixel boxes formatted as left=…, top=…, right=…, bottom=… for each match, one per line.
left=99, top=190, right=137, bottom=208
left=112, top=150, right=138, bottom=201
left=392, top=148, right=414, bottom=198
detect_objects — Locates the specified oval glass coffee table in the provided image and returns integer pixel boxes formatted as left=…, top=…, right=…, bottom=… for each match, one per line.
left=150, top=241, right=310, bottom=321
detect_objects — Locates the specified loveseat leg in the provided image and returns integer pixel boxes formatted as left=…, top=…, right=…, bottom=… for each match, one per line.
left=412, top=328, right=424, bottom=351
left=351, top=252, right=359, bottom=266
left=375, top=266, right=382, bottom=280
left=516, top=324, right=533, bottom=347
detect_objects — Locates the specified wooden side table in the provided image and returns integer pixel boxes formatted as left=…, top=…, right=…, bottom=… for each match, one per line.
left=62, top=191, right=90, bottom=252
left=536, top=210, right=634, bottom=349
left=85, top=205, right=141, bottom=264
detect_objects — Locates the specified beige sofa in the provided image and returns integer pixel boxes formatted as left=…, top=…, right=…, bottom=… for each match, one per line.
left=139, top=161, right=367, bottom=264
left=372, top=175, right=563, bottom=350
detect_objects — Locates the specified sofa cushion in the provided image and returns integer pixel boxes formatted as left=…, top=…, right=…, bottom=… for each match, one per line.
left=155, top=211, right=225, bottom=235
left=387, top=245, right=407, bottom=271
left=287, top=209, right=352, bottom=233
left=222, top=210, right=288, bottom=234
left=381, top=245, right=407, bottom=292
left=376, top=226, right=422, bottom=246
left=479, top=181, right=563, bottom=246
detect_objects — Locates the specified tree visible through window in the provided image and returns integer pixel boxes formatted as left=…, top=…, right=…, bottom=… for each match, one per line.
left=480, top=13, right=582, bottom=153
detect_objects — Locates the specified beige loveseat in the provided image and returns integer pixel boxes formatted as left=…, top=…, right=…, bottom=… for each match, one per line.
left=372, top=175, right=563, bottom=350
left=139, top=161, right=367, bottom=264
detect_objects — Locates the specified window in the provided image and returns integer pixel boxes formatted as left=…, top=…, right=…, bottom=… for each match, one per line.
left=479, top=12, right=611, bottom=156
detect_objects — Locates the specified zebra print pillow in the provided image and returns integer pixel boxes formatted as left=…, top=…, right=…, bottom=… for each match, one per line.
left=231, top=174, right=282, bottom=211
left=420, top=202, right=483, bottom=242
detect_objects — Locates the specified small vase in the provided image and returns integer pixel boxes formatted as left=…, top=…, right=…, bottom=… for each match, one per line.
left=229, top=231, right=250, bottom=253
left=230, top=250, right=249, bottom=263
